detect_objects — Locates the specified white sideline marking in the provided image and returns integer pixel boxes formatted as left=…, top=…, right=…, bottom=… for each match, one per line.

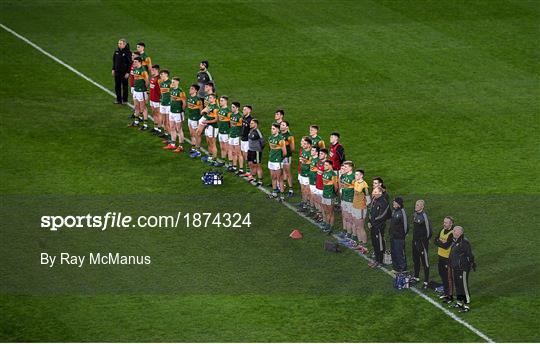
left=1, top=22, right=494, bottom=343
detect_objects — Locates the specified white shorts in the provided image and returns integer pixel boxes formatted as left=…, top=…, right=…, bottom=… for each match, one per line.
left=218, top=133, right=229, bottom=143
left=205, top=126, right=218, bottom=138
left=309, top=185, right=317, bottom=193
left=150, top=101, right=160, bottom=108
left=160, top=105, right=170, bottom=115
left=169, top=112, right=183, bottom=123
left=188, top=119, right=199, bottom=129
left=241, top=140, right=249, bottom=153
left=352, top=207, right=367, bottom=219
left=268, top=161, right=282, bottom=171
left=321, top=197, right=333, bottom=206
left=229, top=137, right=240, bottom=146
left=298, top=175, right=310, bottom=186
left=341, top=201, right=353, bottom=213
left=282, top=156, right=291, bottom=165
left=133, top=91, right=146, bottom=102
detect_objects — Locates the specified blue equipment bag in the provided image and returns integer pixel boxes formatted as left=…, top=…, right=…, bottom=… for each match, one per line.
left=202, top=170, right=223, bottom=186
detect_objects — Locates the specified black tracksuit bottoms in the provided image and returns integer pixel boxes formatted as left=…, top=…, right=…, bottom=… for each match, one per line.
left=453, top=268, right=471, bottom=304
left=114, top=73, right=129, bottom=103
left=438, top=256, right=451, bottom=296
left=412, top=239, right=430, bottom=283
left=371, top=224, right=385, bottom=263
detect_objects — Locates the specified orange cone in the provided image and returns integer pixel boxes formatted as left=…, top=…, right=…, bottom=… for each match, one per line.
left=289, top=229, right=303, bottom=239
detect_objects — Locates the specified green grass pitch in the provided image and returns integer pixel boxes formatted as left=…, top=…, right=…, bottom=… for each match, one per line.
left=1, top=0, right=539, bottom=342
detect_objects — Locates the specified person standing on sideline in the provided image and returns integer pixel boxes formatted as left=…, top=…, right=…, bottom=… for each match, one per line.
left=368, top=187, right=389, bottom=268
left=247, top=119, right=264, bottom=186
left=239, top=105, right=253, bottom=176
left=449, top=226, right=476, bottom=313
left=197, top=60, right=213, bottom=98
left=390, top=196, right=408, bottom=273
left=328, top=132, right=345, bottom=171
left=434, top=216, right=455, bottom=302
left=412, top=199, right=432, bottom=288
left=112, top=38, right=131, bottom=104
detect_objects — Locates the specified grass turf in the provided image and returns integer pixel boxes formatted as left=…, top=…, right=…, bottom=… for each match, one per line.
left=1, top=0, right=539, bottom=342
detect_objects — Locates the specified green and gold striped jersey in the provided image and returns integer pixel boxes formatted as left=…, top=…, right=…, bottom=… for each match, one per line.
left=159, top=79, right=172, bottom=106
left=229, top=112, right=243, bottom=138
left=217, top=107, right=231, bottom=134
left=268, top=133, right=285, bottom=163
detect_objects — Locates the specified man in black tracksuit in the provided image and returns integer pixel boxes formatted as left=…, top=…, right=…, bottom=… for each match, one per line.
left=412, top=199, right=432, bottom=288
left=390, top=196, right=408, bottom=272
left=196, top=60, right=213, bottom=98
left=368, top=187, right=389, bottom=267
left=239, top=106, right=253, bottom=175
left=111, top=38, right=131, bottom=104
left=449, top=226, right=476, bottom=313
left=434, top=216, right=455, bottom=302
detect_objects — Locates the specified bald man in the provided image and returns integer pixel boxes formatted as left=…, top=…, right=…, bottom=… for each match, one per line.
left=449, top=226, right=476, bottom=313
left=411, top=199, right=432, bottom=288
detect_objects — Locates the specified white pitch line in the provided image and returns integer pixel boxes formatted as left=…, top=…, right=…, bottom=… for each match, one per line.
left=1, top=22, right=495, bottom=343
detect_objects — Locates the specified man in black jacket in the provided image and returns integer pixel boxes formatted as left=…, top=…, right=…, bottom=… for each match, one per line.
left=390, top=196, right=408, bottom=272
left=112, top=38, right=131, bottom=104
left=434, top=216, right=455, bottom=302
left=239, top=105, right=253, bottom=176
left=368, top=187, right=389, bottom=268
left=449, top=226, right=476, bottom=312
left=412, top=199, right=432, bottom=288
left=197, top=60, right=213, bottom=98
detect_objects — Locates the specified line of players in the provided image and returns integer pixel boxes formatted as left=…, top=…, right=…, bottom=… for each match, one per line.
left=124, top=44, right=475, bottom=312
left=125, top=43, right=373, bottom=251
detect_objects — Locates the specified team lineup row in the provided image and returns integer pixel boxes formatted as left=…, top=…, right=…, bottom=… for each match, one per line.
left=115, top=42, right=476, bottom=313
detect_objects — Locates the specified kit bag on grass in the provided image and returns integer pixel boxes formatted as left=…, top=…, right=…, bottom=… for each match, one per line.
left=324, top=240, right=341, bottom=253
left=201, top=170, right=223, bottom=185
left=394, top=272, right=410, bottom=290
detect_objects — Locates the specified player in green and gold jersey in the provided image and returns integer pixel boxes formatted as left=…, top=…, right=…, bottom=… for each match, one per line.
left=203, top=82, right=215, bottom=107
left=352, top=169, right=370, bottom=245
left=280, top=121, right=295, bottom=197
left=136, top=42, right=151, bottom=107
left=163, top=77, right=186, bottom=153
left=321, top=160, right=338, bottom=232
left=198, top=93, right=219, bottom=165
left=268, top=123, right=287, bottom=201
left=158, top=69, right=172, bottom=139
left=298, top=136, right=313, bottom=211
left=309, top=125, right=326, bottom=149
left=136, top=42, right=152, bottom=73
left=308, top=146, right=321, bottom=216
left=185, top=84, right=203, bottom=157
left=129, top=57, right=149, bottom=128
left=228, top=101, right=243, bottom=173
left=339, top=161, right=356, bottom=243
left=216, top=96, right=231, bottom=167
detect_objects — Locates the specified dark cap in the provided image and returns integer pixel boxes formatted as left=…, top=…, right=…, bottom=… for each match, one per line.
left=393, top=196, right=404, bottom=208
left=201, top=60, right=209, bottom=69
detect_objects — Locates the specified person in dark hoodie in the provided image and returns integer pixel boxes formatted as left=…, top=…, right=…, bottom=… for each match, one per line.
left=411, top=199, right=432, bottom=288
left=390, top=196, right=408, bottom=272
left=196, top=60, right=213, bottom=98
left=112, top=38, right=132, bottom=104
left=434, top=216, right=455, bottom=302
left=449, top=226, right=476, bottom=313
left=367, top=187, right=389, bottom=268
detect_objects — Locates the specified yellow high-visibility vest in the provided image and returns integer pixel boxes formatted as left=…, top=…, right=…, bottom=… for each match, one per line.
left=438, top=228, right=454, bottom=258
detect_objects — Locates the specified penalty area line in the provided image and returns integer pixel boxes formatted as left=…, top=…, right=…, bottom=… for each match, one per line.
left=0, top=22, right=495, bottom=344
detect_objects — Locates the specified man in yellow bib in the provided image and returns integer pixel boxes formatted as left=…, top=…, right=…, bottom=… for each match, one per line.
left=434, top=216, right=455, bottom=302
